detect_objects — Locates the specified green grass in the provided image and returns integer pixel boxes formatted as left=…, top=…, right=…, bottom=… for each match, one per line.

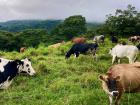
left=0, top=38, right=140, bottom=105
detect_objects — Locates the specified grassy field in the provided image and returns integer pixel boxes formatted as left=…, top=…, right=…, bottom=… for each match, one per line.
left=0, top=38, right=140, bottom=105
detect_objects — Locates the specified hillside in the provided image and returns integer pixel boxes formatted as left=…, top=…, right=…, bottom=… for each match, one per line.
left=0, top=20, right=102, bottom=32
left=0, top=20, right=62, bottom=32
left=0, top=38, right=140, bottom=105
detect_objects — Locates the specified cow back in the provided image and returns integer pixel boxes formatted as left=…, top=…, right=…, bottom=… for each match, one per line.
left=108, top=64, right=140, bottom=92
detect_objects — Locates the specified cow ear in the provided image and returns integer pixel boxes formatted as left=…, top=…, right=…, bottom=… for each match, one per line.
left=99, top=75, right=106, bottom=81
left=15, top=60, right=23, bottom=65
left=24, top=58, right=31, bottom=61
left=115, top=76, right=120, bottom=82
left=27, top=58, right=31, bottom=61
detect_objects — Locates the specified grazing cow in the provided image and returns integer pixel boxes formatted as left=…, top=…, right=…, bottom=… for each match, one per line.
left=20, top=47, right=26, bottom=53
left=93, top=35, right=105, bottom=43
left=65, top=43, right=98, bottom=59
left=129, top=36, right=140, bottom=43
left=99, top=62, right=140, bottom=105
left=72, top=37, right=86, bottom=44
left=48, top=41, right=65, bottom=48
left=110, top=36, right=118, bottom=43
left=109, top=45, right=138, bottom=64
left=0, top=58, right=35, bottom=89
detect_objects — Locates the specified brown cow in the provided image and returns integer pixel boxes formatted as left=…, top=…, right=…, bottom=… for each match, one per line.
left=72, top=37, right=86, bottom=44
left=20, top=47, right=26, bottom=53
left=99, top=62, right=140, bottom=105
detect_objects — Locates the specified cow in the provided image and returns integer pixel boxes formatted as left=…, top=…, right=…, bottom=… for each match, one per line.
left=99, top=62, right=140, bottom=105
left=109, top=44, right=138, bottom=64
left=20, top=47, right=26, bottom=53
left=110, top=36, right=118, bottom=43
left=72, top=37, right=86, bottom=44
left=0, top=58, right=36, bottom=75
left=65, top=43, right=98, bottom=59
left=129, top=36, right=140, bottom=43
left=0, top=58, right=35, bottom=89
left=48, top=41, right=65, bottom=48
left=93, top=35, right=105, bottom=43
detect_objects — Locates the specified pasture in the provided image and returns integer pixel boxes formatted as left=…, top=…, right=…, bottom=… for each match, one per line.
left=0, top=38, right=140, bottom=105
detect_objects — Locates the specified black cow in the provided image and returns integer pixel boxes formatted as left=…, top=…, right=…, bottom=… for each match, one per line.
left=110, top=36, right=118, bottom=43
left=65, top=43, right=98, bottom=59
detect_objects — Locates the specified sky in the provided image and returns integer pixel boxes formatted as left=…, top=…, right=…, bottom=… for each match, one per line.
left=0, top=0, right=140, bottom=22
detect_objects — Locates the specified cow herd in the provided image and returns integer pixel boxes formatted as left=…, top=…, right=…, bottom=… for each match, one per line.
left=1, top=35, right=140, bottom=105
left=66, top=35, right=140, bottom=105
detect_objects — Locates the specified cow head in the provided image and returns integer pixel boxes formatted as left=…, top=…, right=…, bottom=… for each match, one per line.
left=99, top=75, right=120, bottom=97
left=20, top=58, right=36, bottom=76
left=65, top=51, right=71, bottom=59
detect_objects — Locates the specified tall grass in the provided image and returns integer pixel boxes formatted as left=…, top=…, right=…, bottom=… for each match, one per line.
left=0, top=38, right=140, bottom=105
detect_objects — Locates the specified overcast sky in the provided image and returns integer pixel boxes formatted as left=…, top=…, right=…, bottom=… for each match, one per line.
left=0, top=0, right=140, bottom=22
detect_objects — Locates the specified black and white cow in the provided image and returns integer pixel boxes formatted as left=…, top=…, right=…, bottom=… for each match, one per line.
left=65, top=43, right=98, bottom=59
left=0, top=58, right=36, bottom=89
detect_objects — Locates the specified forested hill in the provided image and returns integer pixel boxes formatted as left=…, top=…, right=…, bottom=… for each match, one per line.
left=0, top=20, right=102, bottom=32
left=0, top=20, right=62, bottom=32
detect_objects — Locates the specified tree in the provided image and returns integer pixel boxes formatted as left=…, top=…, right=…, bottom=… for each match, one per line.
left=15, top=29, right=49, bottom=48
left=51, top=15, right=87, bottom=40
left=98, top=4, right=140, bottom=36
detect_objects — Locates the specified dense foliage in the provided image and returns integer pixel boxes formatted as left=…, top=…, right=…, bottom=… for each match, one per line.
left=0, top=15, right=89, bottom=51
left=97, top=5, right=140, bottom=36
left=0, top=5, right=140, bottom=51
left=0, top=20, right=61, bottom=32
left=51, top=15, right=87, bottom=40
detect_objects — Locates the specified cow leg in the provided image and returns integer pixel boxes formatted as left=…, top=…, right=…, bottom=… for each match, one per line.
left=133, top=53, right=138, bottom=62
left=118, top=59, right=121, bottom=64
left=74, top=53, right=77, bottom=58
left=92, top=50, right=97, bottom=61
left=114, top=92, right=122, bottom=105
left=109, top=96, right=113, bottom=105
left=112, top=56, right=116, bottom=64
left=128, top=57, right=133, bottom=64
left=3, top=80, right=13, bottom=89
left=0, top=77, right=13, bottom=89
left=75, top=52, right=79, bottom=58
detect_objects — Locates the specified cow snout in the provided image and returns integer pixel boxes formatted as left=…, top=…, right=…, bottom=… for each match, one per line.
left=112, top=91, right=119, bottom=97
left=30, top=72, right=36, bottom=76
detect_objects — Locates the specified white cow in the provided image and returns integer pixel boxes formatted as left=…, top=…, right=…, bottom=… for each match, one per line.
left=109, top=44, right=138, bottom=64
left=93, top=35, right=105, bottom=43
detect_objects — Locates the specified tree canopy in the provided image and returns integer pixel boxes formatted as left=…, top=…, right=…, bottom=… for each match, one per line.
left=97, top=4, right=140, bottom=36
left=51, top=15, right=87, bottom=40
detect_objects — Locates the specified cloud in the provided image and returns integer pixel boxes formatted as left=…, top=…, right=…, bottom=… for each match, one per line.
left=0, top=0, right=140, bottom=22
